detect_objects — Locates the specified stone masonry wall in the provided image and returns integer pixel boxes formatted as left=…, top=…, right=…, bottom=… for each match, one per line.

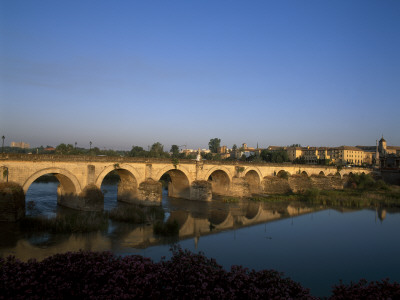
left=309, top=175, right=333, bottom=190
left=0, top=182, right=25, bottom=222
left=263, top=177, right=292, bottom=194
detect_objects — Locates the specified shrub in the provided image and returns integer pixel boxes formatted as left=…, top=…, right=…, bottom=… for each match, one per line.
left=0, top=250, right=398, bottom=299
left=222, top=197, right=240, bottom=203
left=348, top=173, right=380, bottom=190
left=277, top=171, right=289, bottom=180
left=330, top=278, right=400, bottom=300
left=374, top=179, right=389, bottom=191
left=0, top=249, right=315, bottom=299
left=302, top=188, right=320, bottom=202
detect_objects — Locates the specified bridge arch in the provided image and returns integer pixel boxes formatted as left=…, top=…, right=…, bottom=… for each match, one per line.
left=244, top=167, right=263, bottom=180
left=277, top=170, right=291, bottom=178
left=244, top=168, right=262, bottom=194
left=95, top=164, right=142, bottom=188
left=23, top=167, right=82, bottom=195
left=154, top=165, right=192, bottom=184
left=319, top=171, right=325, bottom=176
left=96, top=164, right=142, bottom=203
left=204, top=166, right=233, bottom=182
left=205, top=167, right=232, bottom=196
left=156, top=167, right=191, bottom=199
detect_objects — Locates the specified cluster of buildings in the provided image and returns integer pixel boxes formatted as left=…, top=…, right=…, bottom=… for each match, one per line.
left=10, top=141, right=30, bottom=149
left=285, top=137, right=400, bottom=168
left=181, top=137, right=400, bottom=169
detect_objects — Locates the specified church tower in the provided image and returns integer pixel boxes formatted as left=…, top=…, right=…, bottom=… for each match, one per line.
left=378, top=135, right=387, bottom=156
left=375, top=140, right=380, bottom=167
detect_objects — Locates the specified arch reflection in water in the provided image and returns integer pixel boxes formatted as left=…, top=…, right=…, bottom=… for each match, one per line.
left=2, top=196, right=326, bottom=260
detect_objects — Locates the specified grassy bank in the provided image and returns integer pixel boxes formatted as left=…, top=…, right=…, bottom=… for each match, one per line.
left=251, top=174, right=400, bottom=208
left=301, top=188, right=400, bottom=208
left=252, top=188, right=400, bottom=208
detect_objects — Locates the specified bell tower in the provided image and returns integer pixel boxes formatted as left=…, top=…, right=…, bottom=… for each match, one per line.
left=378, top=135, right=387, bottom=156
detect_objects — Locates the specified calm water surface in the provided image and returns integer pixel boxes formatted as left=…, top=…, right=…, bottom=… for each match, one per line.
left=1, top=182, right=399, bottom=297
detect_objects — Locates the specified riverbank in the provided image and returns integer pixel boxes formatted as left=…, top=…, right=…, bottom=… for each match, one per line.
left=252, top=175, right=400, bottom=208
left=252, top=186, right=400, bottom=207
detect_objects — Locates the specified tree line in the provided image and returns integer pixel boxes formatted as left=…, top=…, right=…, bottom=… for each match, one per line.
left=3, top=138, right=316, bottom=164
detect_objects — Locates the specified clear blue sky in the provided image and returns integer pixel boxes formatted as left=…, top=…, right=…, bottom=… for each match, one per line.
left=1, top=0, right=399, bottom=151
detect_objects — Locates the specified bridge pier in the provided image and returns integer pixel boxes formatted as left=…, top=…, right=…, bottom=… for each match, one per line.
left=117, top=181, right=138, bottom=204
left=190, top=180, right=212, bottom=201
left=58, top=184, right=104, bottom=212
left=0, top=182, right=25, bottom=222
left=137, top=179, right=162, bottom=206
left=230, top=177, right=251, bottom=197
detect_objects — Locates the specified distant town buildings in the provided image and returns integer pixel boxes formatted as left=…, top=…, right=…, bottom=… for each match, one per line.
left=286, top=137, right=400, bottom=167
left=181, top=148, right=210, bottom=156
left=211, top=136, right=400, bottom=168
left=10, top=141, right=30, bottom=149
left=375, top=137, right=400, bottom=169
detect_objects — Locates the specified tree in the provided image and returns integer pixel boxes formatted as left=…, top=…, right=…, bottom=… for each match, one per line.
left=212, top=154, right=221, bottom=161
left=201, top=152, right=213, bottom=160
left=129, top=146, right=146, bottom=157
left=247, top=154, right=262, bottom=162
left=232, top=144, right=237, bottom=151
left=208, top=138, right=221, bottom=153
left=91, top=147, right=101, bottom=156
left=260, top=150, right=272, bottom=162
left=170, top=145, right=180, bottom=157
left=293, top=156, right=306, bottom=164
left=261, top=150, right=289, bottom=163
left=149, top=142, right=169, bottom=158
left=55, top=143, right=74, bottom=155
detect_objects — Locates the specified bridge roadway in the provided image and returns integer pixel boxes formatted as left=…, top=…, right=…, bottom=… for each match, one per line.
left=0, top=154, right=370, bottom=212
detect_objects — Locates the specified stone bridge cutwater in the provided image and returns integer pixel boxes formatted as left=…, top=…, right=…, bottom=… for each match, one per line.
left=0, top=154, right=370, bottom=213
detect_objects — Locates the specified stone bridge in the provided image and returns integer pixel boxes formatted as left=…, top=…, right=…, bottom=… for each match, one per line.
left=0, top=154, right=370, bottom=212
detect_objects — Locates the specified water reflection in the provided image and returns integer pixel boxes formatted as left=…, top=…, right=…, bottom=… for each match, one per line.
left=3, top=183, right=327, bottom=260
left=3, top=192, right=399, bottom=262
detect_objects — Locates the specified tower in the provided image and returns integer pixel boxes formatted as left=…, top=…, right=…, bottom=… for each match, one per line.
left=375, top=140, right=380, bottom=167
left=378, top=135, right=387, bottom=156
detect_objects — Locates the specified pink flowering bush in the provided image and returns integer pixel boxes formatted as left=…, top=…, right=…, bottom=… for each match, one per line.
left=0, top=248, right=399, bottom=299
left=330, top=278, right=400, bottom=300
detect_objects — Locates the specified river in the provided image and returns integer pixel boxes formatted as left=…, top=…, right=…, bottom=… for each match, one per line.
left=1, top=182, right=400, bottom=297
